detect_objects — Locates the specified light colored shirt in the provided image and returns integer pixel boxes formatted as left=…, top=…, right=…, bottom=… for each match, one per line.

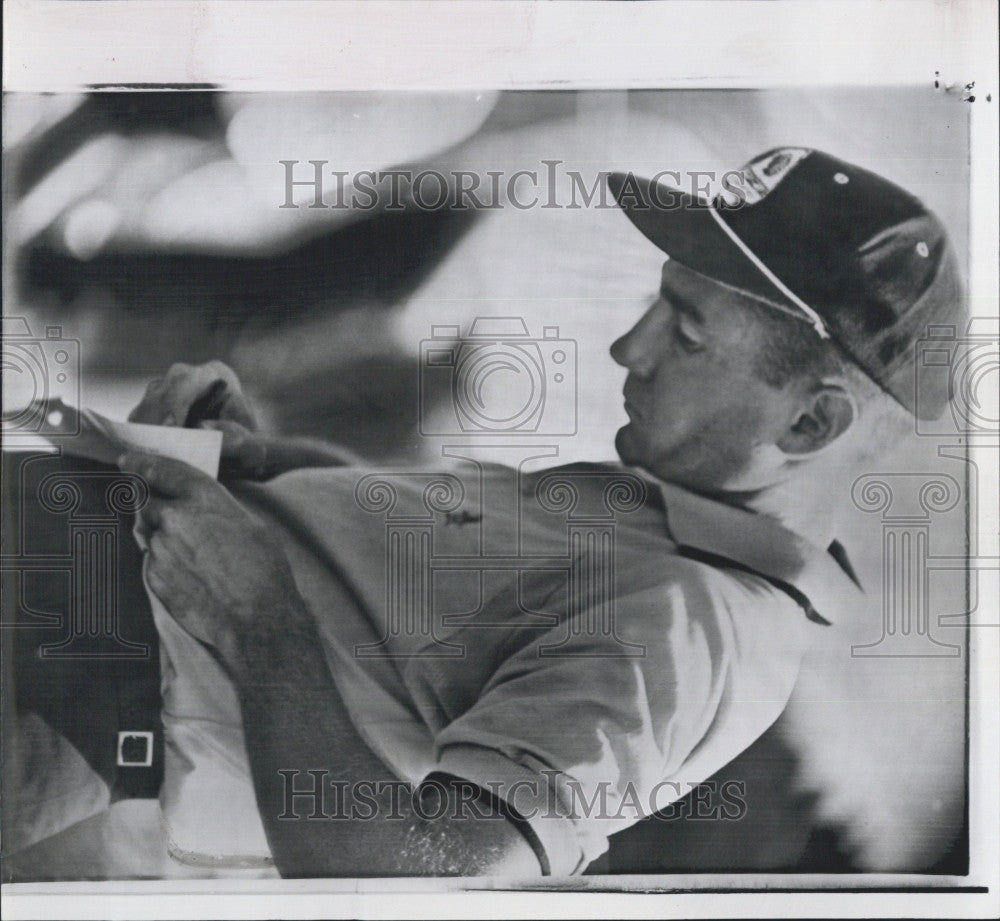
left=217, top=459, right=861, bottom=874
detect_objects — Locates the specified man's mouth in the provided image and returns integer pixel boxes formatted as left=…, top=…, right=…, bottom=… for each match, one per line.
left=624, top=399, right=642, bottom=421
left=623, top=382, right=644, bottom=421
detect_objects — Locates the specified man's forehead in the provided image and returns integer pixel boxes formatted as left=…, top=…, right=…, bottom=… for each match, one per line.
left=660, top=257, right=721, bottom=294
left=658, top=258, right=733, bottom=306
left=659, top=257, right=789, bottom=320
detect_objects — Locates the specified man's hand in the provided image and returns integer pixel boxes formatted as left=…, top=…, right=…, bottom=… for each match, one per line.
left=129, top=360, right=257, bottom=430
left=129, top=361, right=286, bottom=480
left=119, top=449, right=302, bottom=672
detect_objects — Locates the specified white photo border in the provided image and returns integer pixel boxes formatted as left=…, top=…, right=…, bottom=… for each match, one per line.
left=2, top=2, right=997, bottom=919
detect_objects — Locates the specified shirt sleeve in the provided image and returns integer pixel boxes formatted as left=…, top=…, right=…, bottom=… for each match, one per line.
left=431, top=581, right=729, bottom=875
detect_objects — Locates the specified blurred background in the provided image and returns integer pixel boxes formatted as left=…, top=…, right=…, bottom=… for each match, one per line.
left=2, top=88, right=972, bottom=875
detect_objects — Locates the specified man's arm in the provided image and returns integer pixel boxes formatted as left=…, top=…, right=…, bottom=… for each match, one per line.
left=119, top=450, right=543, bottom=878
left=232, top=605, right=543, bottom=877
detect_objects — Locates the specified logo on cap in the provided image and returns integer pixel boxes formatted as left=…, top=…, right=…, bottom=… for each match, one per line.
left=740, top=147, right=812, bottom=204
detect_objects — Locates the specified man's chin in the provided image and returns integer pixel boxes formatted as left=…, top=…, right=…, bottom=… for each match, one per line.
left=615, top=425, right=669, bottom=482
left=614, top=425, right=640, bottom=467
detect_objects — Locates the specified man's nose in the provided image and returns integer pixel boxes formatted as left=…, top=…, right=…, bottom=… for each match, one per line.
left=610, top=315, right=659, bottom=379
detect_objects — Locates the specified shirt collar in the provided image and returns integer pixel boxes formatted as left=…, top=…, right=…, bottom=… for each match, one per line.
left=638, top=471, right=864, bottom=625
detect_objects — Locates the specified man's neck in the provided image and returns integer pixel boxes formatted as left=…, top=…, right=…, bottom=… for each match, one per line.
left=735, top=480, right=841, bottom=548
left=660, top=466, right=850, bottom=549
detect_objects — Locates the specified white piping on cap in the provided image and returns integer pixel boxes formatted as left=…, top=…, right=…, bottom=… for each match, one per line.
left=707, top=205, right=830, bottom=339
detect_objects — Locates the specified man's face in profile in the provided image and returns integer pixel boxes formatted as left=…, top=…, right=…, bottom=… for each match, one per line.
left=611, top=259, right=798, bottom=493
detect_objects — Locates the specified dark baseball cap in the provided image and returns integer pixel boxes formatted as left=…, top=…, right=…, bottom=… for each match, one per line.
left=608, top=148, right=967, bottom=420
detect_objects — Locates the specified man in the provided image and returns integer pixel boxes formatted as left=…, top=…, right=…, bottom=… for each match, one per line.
left=118, top=147, right=964, bottom=877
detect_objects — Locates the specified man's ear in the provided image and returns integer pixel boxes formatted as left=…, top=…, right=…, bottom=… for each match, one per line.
left=777, top=383, right=857, bottom=457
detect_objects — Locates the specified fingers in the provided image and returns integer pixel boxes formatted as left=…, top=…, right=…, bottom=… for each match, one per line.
left=59, top=199, right=123, bottom=261
left=217, top=388, right=258, bottom=431
left=199, top=418, right=249, bottom=452
left=128, top=376, right=166, bottom=423
left=138, top=496, right=173, bottom=532
left=118, top=450, right=212, bottom=499
left=200, top=420, right=268, bottom=479
left=16, top=131, right=228, bottom=259
left=3, top=93, right=87, bottom=152
left=162, top=362, right=228, bottom=426
left=141, top=509, right=180, bottom=559
left=199, top=418, right=254, bottom=448
left=198, top=361, right=256, bottom=428
left=134, top=499, right=171, bottom=549
left=128, top=360, right=251, bottom=428
left=12, top=135, right=129, bottom=247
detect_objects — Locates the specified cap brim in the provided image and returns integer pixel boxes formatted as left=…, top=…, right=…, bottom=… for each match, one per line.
left=607, top=171, right=794, bottom=308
